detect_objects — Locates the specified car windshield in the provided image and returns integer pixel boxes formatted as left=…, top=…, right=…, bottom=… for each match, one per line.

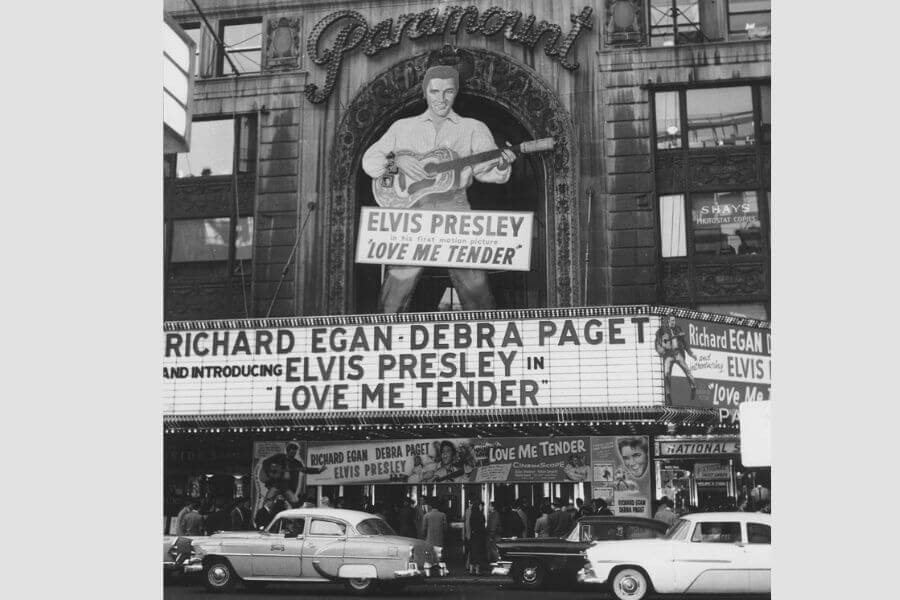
left=356, top=518, right=397, bottom=536
left=664, top=518, right=692, bottom=540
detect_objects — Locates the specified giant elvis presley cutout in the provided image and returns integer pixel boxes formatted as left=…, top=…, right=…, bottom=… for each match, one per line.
left=362, top=64, right=550, bottom=313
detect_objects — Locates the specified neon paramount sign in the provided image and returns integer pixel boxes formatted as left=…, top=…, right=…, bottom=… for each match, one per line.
left=304, top=5, right=594, bottom=104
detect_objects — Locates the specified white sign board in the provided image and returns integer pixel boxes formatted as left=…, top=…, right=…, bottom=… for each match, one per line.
left=739, top=400, right=771, bottom=467
left=163, top=309, right=663, bottom=416
left=355, top=207, right=534, bottom=271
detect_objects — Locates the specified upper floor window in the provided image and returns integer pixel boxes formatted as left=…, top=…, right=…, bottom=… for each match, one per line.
left=646, top=0, right=770, bottom=46
left=649, top=1, right=704, bottom=47
left=728, top=0, right=771, bottom=39
left=219, top=19, right=262, bottom=75
left=654, top=84, right=770, bottom=150
left=180, top=23, right=201, bottom=78
left=173, top=116, right=256, bottom=178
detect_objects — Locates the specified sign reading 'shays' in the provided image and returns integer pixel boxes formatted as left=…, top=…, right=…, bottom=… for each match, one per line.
left=356, top=207, right=534, bottom=271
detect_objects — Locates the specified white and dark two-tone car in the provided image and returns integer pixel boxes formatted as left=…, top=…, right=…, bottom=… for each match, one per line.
left=578, top=512, right=771, bottom=600
left=184, top=508, right=447, bottom=594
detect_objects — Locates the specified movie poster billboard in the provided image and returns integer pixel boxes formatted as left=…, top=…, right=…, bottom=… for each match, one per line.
left=652, top=315, right=771, bottom=423
left=589, top=436, right=651, bottom=517
left=305, top=436, right=592, bottom=485
left=251, top=441, right=313, bottom=515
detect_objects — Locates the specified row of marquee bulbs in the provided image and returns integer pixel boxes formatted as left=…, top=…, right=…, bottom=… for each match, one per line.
left=165, top=422, right=740, bottom=434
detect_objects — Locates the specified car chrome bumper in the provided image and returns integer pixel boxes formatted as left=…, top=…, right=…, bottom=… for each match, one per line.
left=576, top=566, right=606, bottom=585
left=183, top=557, right=203, bottom=574
left=393, top=562, right=449, bottom=579
left=491, top=561, right=512, bottom=576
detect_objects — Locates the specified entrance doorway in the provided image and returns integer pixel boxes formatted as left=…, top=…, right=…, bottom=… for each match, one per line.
left=354, top=95, right=547, bottom=313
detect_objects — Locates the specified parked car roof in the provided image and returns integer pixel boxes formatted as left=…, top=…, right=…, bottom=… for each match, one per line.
left=576, top=515, right=668, bottom=528
left=272, top=508, right=380, bottom=526
left=677, top=511, right=771, bottom=523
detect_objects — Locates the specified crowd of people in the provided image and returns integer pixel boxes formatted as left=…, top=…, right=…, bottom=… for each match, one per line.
left=651, top=493, right=772, bottom=526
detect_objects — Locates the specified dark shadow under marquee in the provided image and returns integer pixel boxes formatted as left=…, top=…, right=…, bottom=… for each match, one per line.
left=325, top=46, right=580, bottom=314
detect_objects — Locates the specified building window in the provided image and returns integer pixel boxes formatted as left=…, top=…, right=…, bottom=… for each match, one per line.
left=219, top=19, right=262, bottom=75
left=654, top=91, right=682, bottom=149
left=653, top=84, right=770, bottom=150
left=728, top=0, right=771, bottom=39
left=170, top=217, right=254, bottom=263
left=180, top=23, right=201, bottom=77
left=646, top=0, right=770, bottom=45
left=652, top=83, right=770, bottom=307
left=648, top=1, right=703, bottom=46
left=174, top=116, right=256, bottom=178
left=164, top=113, right=258, bottom=320
left=687, top=87, right=754, bottom=148
left=659, top=195, right=687, bottom=257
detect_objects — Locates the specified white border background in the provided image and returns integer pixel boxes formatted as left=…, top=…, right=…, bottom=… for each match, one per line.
left=4, top=1, right=898, bottom=598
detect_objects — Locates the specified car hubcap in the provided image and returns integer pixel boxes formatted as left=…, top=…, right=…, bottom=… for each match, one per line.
left=209, top=565, right=229, bottom=586
left=618, top=573, right=642, bottom=597
left=523, top=567, right=538, bottom=583
left=349, top=578, right=369, bottom=589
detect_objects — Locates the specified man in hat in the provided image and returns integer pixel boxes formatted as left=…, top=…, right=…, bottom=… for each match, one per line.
left=362, top=65, right=517, bottom=313
left=547, top=498, right=575, bottom=538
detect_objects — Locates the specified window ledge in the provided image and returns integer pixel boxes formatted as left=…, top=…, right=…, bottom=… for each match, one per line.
left=599, top=38, right=771, bottom=73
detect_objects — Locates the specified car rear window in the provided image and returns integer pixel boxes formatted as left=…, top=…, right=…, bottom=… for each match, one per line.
left=691, top=521, right=742, bottom=543
left=747, top=522, right=771, bottom=544
left=357, top=518, right=396, bottom=536
left=310, top=519, right=346, bottom=536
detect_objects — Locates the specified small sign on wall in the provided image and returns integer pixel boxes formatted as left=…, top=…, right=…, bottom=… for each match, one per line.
left=355, top=207, right=534, bottom=271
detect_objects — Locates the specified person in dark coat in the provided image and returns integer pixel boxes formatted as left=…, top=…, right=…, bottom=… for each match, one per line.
left=468, top=501, right=488, bottom=575
left=397, top=497, right=417, bottom=538
left=499, top=504, right=525, bottom=538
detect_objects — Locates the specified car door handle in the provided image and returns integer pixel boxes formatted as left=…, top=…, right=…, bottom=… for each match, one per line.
left=271, top=544, right=285, bottom=551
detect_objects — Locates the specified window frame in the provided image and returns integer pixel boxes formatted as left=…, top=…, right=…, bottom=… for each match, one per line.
left=746, top=521, right=771, bottom=544
left=308, top=518, right=348, bottom=537
left=651, top=81, right=771, bottom=262
left=178, top=22, right=202, bottom=78
left=726, top=0, right=772, bottom=38
left=644, top=0, right=771, bottom=46
left=164, top=113, right=258, bottom=292
left=218, top=17, right=263, bottom=75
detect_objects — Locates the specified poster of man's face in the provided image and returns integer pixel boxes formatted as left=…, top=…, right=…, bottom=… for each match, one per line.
left=616, top=437, right=649, bottom=479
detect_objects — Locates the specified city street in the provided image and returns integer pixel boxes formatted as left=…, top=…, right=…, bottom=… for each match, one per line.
left=164, top=575, right=770, bottom=600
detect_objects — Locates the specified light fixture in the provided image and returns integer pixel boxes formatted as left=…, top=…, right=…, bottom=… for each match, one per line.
left=666, top=125, right=679, bottom=136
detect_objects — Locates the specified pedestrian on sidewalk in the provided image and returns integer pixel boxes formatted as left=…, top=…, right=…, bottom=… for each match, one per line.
left=423, top=501, right=448, bottom=557
left=468, top=500, right=488, bottom=575
left=534, top=502, right=552, bottom=537
left=486, top=502, right=501, bottom=562
left=654, top=496, right=676, bottom=526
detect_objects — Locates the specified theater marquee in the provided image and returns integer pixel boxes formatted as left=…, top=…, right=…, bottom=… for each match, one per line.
left=162, top=308, right=663, bottom=415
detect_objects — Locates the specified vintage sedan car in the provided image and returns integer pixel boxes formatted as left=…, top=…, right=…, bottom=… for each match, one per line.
left=492, top=516, right=667, bottom=589
left=163, top=535, right=194, bottom=576
left=578, top=512, right=771, bottom=600
left=184, top=508, right=447, bottom=594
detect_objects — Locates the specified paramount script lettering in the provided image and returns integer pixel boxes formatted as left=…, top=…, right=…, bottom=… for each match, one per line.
left=304, top=6, right=594, bottom=104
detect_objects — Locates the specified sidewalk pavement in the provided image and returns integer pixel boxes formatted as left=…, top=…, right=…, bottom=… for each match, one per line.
left=441, top=557, right=509, bottom=585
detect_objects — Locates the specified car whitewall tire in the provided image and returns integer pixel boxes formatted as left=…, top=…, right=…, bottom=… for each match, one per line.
left=610, top=567, right=650, bottom=600
left=203, top=559, right=237, bottom=593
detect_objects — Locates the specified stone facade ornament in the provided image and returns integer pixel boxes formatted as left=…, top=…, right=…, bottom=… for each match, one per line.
left=605, top=0, right=643, bottom=46
left=266, top=17, right=301, bottom=70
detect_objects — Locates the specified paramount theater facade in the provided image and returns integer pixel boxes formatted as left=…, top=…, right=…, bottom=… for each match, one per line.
left=163, top=0, right=772, bottom=532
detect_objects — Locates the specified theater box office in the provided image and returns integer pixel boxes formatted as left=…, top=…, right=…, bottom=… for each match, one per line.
left=162, top=0, right=772, bottom=536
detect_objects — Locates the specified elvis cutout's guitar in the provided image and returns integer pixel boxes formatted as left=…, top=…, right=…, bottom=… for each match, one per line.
left=372, top=138, right=556, bottom=209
